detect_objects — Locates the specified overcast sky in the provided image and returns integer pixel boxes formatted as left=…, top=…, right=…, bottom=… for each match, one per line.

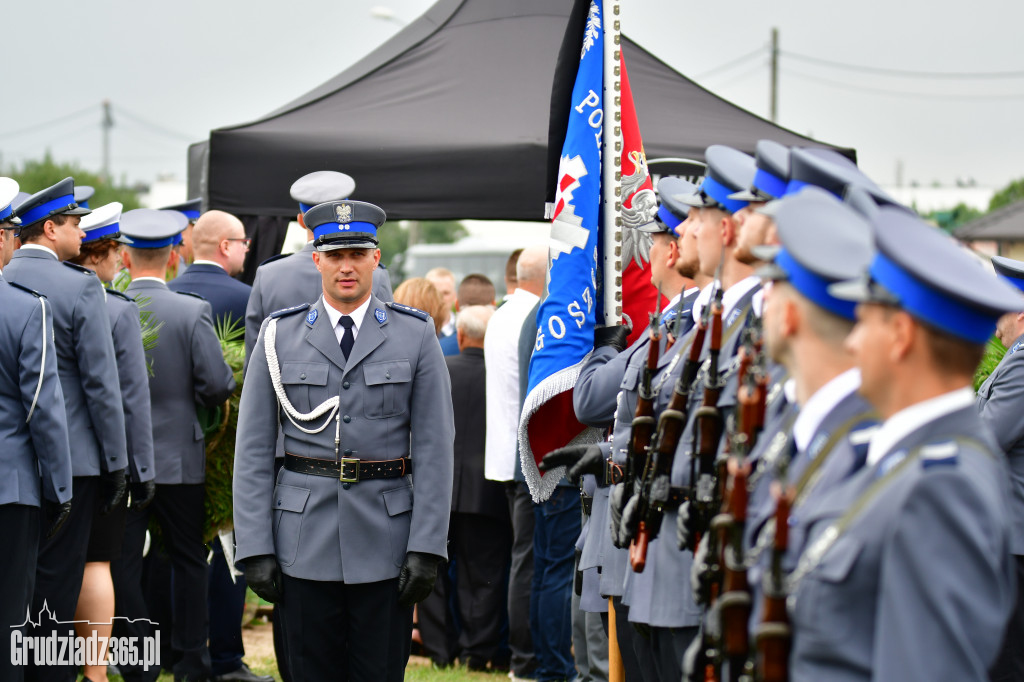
left=3, top=0, right=1023, bottom=194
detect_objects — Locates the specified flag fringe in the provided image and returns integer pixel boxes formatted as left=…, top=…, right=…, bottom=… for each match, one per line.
left=518, top=352, right=604, bottom=503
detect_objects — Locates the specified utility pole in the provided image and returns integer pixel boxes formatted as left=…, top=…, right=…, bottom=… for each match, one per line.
left=101, top=100, right=113, bottom=183
left=769, top=28, right=779, bottom=123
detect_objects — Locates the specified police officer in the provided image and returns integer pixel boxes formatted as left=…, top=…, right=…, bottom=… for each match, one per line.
left=978, top=255, right=1024, bottom=681
left=786, top=206, right=1020, bottom=680
left=7, top=178, right=129, bottom=682
left=234, top=199, right=454, bottom=681
left=0, top=178, right=72, bottom=682
left=244, top=171, right=392, bottom=363
left=113, top=209, right=237, bottom=682
left=69, top=202, right=157, bottom=682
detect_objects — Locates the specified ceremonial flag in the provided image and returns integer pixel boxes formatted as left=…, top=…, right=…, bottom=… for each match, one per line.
left=518, top=0, right=605, bottom=503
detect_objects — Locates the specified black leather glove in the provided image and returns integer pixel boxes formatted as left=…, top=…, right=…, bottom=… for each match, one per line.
left=618, top=490, right=641, bottom=547
left=539, top=444, right=605, bottom=484
left=676, top=500, right=699, bottom=552
left=609, top=483, right=630, bottom=548
left=397, top=551, right=441, bottom=607
left=130, top=480, right=157, bottom=511
left=99, top=468, right=128, bottom=516
left=43, top=500, right=72, bottom=539
left=594, top=324, right=629, bottom=352
left=245, top=555, right=283, bottom=604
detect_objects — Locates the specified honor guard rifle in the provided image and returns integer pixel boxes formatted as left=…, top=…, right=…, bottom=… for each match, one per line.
left=625, top=292, right=664, bottom=488
left=684, top=280, right=726, bottom=554
left=754, top=481, right=793, bottom=682
left=628, top=296, right=710, bottom=571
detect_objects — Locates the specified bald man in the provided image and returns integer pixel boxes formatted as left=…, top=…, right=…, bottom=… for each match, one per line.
left=169, top=210, right=253, bottom=328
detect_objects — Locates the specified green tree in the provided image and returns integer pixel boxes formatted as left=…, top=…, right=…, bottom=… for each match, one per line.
left=989, top=177, right=1024, bottom=212
left=6, top=151, right=142, bottom=210
left=377, top=220, right=468, bottom=278
left=928, top=202, right=983, bottom=233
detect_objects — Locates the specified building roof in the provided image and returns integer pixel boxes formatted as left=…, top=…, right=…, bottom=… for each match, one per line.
left=955, top=199, right=1024, bottom=241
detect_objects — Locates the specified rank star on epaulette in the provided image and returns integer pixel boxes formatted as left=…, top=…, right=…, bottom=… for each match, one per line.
left=336, top=204, right=352, bottom=223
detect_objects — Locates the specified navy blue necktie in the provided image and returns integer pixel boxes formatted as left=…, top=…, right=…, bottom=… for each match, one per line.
left=338, top=316, right=355, bottom=360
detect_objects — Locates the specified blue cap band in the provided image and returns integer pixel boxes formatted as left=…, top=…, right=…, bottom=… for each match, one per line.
left=299, top=202, right=314, bottom=214
left=78, top=200, right=90, bottom=209
left=870, top=251, right=997, bottom=344
left=785, top=178, right=841, bottom=199
left=700, top=176, right=748, bottom=214
left=82, top=222, right=122, bottom=243
left=18, top=194, right=76, bottom=226
left=753, top=168, right=788, bottom=200
left=657, top=205, right=682, bottom=232
left=172, top=232, right=183, bottom=246
left=313, top=221, right=378, bottom=242
left=775, top=248, right=856, bottom=321
left=182, top=210, right=200, bottom=220
left=999, top=274, right=1024, bottom=295
left=129, top=236, right=178, bottom=249
left=0, top=204, right=13, bottom=221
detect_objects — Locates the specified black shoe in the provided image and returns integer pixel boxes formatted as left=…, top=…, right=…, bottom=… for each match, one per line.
left=212, top=663, right=274, bottom=682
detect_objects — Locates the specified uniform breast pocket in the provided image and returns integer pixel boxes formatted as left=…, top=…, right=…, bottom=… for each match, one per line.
left=280, top=362, right=331, bottom=413
left=794, top=535, right=864, bottom=646
left=363, top=360, right=412, bottom=419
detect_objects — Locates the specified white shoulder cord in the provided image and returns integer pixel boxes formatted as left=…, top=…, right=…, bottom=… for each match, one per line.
left=264, top=317, right=339, bottom=434
left=26, top=297, right=48, bottom=424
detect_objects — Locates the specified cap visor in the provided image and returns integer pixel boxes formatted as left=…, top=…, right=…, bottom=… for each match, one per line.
left=64, top=206, right=93, bottom=216
left=828, top=276, right=873, bottom=302
left=728, top=188, right=762, bottom=202
left=113, top=234, right=134, bottom=245
left=636, top=220, right=669, bottom=234
left=754, top=200, right=783, bottom=218
left=755, top=261, right=787, bottom=280
left=751, top=245, right=781, bottom=262
left=316, top=239, right=379, bottom=252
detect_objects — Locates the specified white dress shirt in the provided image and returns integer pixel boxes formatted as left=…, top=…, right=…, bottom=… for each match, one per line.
left=792, top=368, right=861, bottom=452
left=484, top=288, right=541, bottom=482
left=866, top=387, right=976, bottom=466
left=20, top=244, right=59, bottom=259
left=690, top=275, right=763, bottom=324
left=323, top=295, right=371, bottom=346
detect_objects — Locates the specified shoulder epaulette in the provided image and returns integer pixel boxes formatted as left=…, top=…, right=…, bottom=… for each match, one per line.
left=8, top=281, right=45, bottom=298
left=62, top=261, right=95, bottom=276
left=386, top=301, right=429, bottom=321
left=920, top=441, right=959, bottom=469
left=271, top=302, right=311, bottom=319
left=259, top=253, right=290, bottom=268
left=377, top=262, right=388, bottom=270
left=175, top=290, right=207, bottom=301
left=106, top=288, right=132, bottom=302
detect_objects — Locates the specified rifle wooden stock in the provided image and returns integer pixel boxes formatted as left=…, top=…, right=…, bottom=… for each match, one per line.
left=628, top=320, right=662, bottom=481
left=629, top=521, right=650, bottom=572
left=755, top=492, right=792, bottom=682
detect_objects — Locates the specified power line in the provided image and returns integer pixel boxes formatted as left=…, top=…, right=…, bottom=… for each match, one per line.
left=711, top=61, right=767, bottom=90
left=782, top=50, right=1024, bottom=79
left=696, top=46, right=768, bottom=80
left=784, top=67, right=1024, bottom=100
left=113, top=105, right=198, bottom=142
left=0, top=104, right=98, bottom=138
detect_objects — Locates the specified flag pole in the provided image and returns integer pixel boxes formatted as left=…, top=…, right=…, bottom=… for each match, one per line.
left=601, top=0, right=622, bottom=328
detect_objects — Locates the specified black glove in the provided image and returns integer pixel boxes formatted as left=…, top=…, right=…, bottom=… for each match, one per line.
left=99, top=468, right=128, bottom=516
left=609, top=483, right=630, bottom=549
left=618, top=491, right=641, bottom=547
left=397, top=551, right=441, bottom=607
left=676, top=500, right=699, bottom=552
left=594, top=325, right=629, bottom=352
left=539, top=444, right=605, bottom=484
left=130, top=480, right=157, bottom=511
left=43, top=500, right=72, bottom=539
left=245, top=555, right=283, bottom=604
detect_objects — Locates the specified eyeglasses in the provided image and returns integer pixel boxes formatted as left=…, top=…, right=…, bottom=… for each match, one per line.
left=226, top=237, right=252, bottom=247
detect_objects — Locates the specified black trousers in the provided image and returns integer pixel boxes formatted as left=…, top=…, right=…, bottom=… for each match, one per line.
left=208, top=540, right=248, bottom=676
left=1, top=504, right=40, bottom=682
left=26, top=476, right=98, bottom=682
left=505, top=481, right=538, bottom=677
left=651, top=625, right=698, bottom=682
left=280, top=575, right=413, bottom=682
left=601, top=597, right=659, bottom=682
left=111, top=484, right=209, bottom=681
left=991, top=554, right=1024, bottom=681
left=419, top=513, right=513, bottom=666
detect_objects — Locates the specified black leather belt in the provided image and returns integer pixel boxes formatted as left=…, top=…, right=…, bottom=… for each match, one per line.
left=581, top=493, right=594, bottom=516
left=284, top=453, right=412, bottom=483
left=663, top=486, right=687, bottom=511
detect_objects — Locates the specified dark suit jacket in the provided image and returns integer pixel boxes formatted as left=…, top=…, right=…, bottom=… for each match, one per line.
left=168, top=263, right=252, bottom=329
left=447, top=347, right=508, bottom=520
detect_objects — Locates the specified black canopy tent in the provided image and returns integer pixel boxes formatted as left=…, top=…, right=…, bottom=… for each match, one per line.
left=189, top=0, right=854, bottom=227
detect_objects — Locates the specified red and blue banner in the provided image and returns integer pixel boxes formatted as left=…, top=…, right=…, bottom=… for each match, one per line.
left=519, top=0, right=606, bottom=502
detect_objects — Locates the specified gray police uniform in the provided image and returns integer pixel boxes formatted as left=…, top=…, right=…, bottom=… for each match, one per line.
left=0, top=276, right=73, bottom=679
left=245, top=243, right=393, bottom=363
left=789, top=405, right=1013, bottom=681
left=234, top=293, right=454, bottom=679
left=105, top=289, right=156, bottom=485
left=5, top=248, right=129, bottom=647
left=112, top=278, right=236, bottom=680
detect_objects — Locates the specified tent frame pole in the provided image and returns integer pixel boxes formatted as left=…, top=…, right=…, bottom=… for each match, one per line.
left=601, top=0, right=623, bottom=327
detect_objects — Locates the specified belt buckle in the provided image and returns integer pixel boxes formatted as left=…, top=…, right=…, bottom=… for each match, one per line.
left=340, top=457, right=360, bottom=484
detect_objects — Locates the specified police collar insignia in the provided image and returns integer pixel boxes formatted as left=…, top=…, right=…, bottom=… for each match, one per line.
left=306, top=309, right=318, bottom=325
left=1012, top=341, right=1023, bottom=356
left=375, top=308, right=387, bottom=324
left=336, top=204, right=352, bottom=224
